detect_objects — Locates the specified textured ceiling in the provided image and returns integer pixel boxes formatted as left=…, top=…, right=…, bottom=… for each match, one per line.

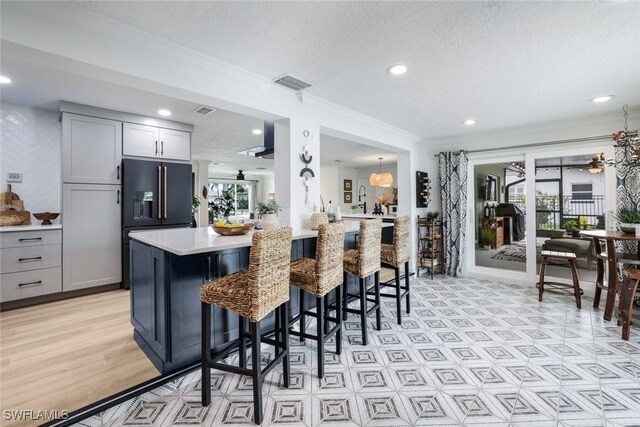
left=72, top=0, right=640, bottom=138
left=319, top=135, right=396, bottom=169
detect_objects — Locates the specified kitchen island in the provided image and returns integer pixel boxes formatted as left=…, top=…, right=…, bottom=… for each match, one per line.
left=129, top=220, right=393, bottom=374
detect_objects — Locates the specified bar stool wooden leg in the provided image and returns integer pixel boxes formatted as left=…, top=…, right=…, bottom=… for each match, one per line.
left=359, top=277, right=368, bottom=346
left=620, top=277, right=639, bottom=341
left=404, top=261, right=411, bottom=314
left=568, top=259, right=581, bottom=309
left=317, top=296, right=325, bottom=378
left=299, top=291, right=306, bottom=343
left=343, top=271, right=348, bottom=321
left=201, top=302, right=212, bottom=407
left=594, top=257, right=604, bottom=308
left=280, top=302, right=290, bottom=387
left=374, top=271, right=382, bottom=331
left=336, top=285, right=343, bottom=356
left=239, top=316, right=246, bottom=368
left=394, top=266, right=402, bottom=325
left=251, top=321, right=263, bottom=425
left=538, top=257, right=548, bottom=302
left=617, top=279, right=626, bottom=327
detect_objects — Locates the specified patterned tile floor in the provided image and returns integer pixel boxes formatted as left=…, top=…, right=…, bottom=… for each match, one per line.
left=74, top=276, right=640, bottom=426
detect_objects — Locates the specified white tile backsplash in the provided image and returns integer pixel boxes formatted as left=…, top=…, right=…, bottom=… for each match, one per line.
left=0, top=103, right=61, bottom=220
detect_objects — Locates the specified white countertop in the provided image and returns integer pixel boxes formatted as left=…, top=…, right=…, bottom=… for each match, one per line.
left=130, top=220, right=392, bottom=256
left=0, top=224, right=62, bottom=232
left=342, top=214, right=397, bottom=220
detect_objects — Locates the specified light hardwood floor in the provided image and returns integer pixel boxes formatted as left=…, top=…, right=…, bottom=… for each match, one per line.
left=0, top=290, right=159, bottom=427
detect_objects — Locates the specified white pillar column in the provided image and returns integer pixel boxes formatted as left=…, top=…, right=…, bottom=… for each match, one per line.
left=193, top=160, right=210, bottom=227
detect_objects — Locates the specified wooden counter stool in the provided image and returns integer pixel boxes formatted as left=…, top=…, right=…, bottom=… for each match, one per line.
left=343, top=218, right=382, bottom=346
left=200, top=227, right=293, bottom=425
left=618, top=269, right=640, bottom=341
left=289, top=222, right=345, bottom=379
left=537, top=250, right=583, bottom=309
left=379, top=215, right=411, bottom=325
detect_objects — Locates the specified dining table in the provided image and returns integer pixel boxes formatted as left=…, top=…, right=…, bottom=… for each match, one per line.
left=580, top=229, right=640, bottom=321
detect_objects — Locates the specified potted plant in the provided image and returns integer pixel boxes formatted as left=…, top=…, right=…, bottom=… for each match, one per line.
left=257, top=200, right=282, bottom=230
left=426, top=211, right=440, bottom=222
left=616, top=208, right=640, bottom=233
left=562, top=219, right=579, bottom=237
left=191, top=195, right=200, bottom=227
left=478, top=227, right=496, bottom=250
left=351, top=204, right=359, bottom=214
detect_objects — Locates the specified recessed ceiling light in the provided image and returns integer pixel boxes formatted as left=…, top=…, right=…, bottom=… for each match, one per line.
left=590, top=95, right=615, bottom=103
left=386, top=65, right=408, bottom=75
left=463, top=119, right=477, bottom=126
left=211, top=162, right=224, bottom=165
left=252, top=129, right=263, bottom=135
left=0, top=75, right=11, bottom=84
left=158, top=109, right=171, bottom=116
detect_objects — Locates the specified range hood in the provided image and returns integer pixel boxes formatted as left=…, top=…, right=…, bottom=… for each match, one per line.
left=238, top=122, right=274, bottom=159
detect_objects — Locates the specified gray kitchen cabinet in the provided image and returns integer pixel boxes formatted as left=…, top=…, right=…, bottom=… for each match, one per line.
left=62, top=184, right=122, bottom=291
left=123, top=124, right=191, bottom=162
left=62, top=113, right=122, bottom=184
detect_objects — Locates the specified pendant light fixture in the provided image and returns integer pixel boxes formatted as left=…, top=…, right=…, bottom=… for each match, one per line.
left=369, top=157, right=393, bottom=188
left=236, top=170, right=245, bottom=180
left=605, top=104, right=640, bottom=168
left=588, top=153, right=605, bottom=174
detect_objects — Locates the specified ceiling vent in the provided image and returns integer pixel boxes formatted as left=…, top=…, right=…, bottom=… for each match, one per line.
left=273, top=74, right=312, bottom=92
left=194, top=106, right=217, bottom=115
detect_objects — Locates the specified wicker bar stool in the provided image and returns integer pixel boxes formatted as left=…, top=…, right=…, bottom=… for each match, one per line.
left=200, top=227, right=293, bottom=425
left=289, top=222, right=345, bottom=378
left=618, top=269, right=640, bottom=341
left=378, top=215, right=411, bottom=325
left=537, top=250, right=583, bottom=309
left=343, top=218, right=382, bottom=346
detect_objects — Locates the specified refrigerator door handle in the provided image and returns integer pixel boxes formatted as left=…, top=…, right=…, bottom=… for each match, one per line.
left=157, top=165, right=162, bottom=219
left=163, top=166, right=168, bottom=219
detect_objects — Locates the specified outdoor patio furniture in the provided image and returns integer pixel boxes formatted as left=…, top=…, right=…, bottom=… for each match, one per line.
left=541, top=237, right=595, bottom=270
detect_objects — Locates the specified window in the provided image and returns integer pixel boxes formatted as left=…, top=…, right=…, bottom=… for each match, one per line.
left=571, top=183, right=593, bottom=201
left=208, top=181, right=255, bottom=220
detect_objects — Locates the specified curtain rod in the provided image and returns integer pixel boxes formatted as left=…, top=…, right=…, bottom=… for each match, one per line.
left=433, top=134, right=611, bottom=157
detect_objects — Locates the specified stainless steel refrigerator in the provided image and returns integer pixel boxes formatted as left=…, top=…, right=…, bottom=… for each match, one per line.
left=121, top=158, right=192, bottom=288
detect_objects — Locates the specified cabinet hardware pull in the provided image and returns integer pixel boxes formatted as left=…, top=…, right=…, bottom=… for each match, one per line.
left=155, top=140, right=158, bottom=155
left=19, top=280, right=42, bottom=287
left=161, top=140, right=164, bottom=156
left=163, top=166, right=168, bottom=219
left=117, top=190, right=120, bottom=204
left=18, top=238, right=42, bottom=242
left=158, top=166, right=162, bottom=219
left=117, top=165, right=120, bottom=180
left=18, top=256, right=42, bottom=262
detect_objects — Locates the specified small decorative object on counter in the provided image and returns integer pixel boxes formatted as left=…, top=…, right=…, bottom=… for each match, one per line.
left=212, top=220, right=254, bottom=236
left=309, top=212, right=328, bottom=230
left=33, top=212, right=60, bottom=225
left=257, top=200, right=282, bottom=231
left=0, top=184, right=31, bottom=226
left=351, top=204, right=359, bottom=214
left=326, top=200, right=335, bottom=221
left=335, top=206, right=342, bottom=221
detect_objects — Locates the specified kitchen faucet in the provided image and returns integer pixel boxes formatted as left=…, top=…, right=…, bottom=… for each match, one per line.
left=357, top=185, right=367, bottom=214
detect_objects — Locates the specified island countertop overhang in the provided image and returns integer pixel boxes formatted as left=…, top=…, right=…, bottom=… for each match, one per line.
left=130, top=220, right=393, bottom=256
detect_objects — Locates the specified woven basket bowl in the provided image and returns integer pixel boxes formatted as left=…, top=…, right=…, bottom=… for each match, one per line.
left=212, top=223, right=254, bottom=236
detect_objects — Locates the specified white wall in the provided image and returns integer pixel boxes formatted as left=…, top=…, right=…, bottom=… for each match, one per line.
left=319, top=166, right=339, bottom=213
left=0, top=103, right=61, bottom=222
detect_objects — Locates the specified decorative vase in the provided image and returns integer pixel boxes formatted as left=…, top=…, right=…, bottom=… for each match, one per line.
left=335, top=206, right=342, bottom=221
left=309, top=212, right=328, bottom=230
left=261, top=213, right=278, bottom=231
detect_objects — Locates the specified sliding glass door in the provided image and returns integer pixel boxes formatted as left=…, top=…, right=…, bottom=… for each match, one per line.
left=467, top=143, right=615, bottom=285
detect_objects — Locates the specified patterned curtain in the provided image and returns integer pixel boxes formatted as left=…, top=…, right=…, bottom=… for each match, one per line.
left=438, top=151, right=469, bottom=276
left=615, top=147, right=640, bottom=305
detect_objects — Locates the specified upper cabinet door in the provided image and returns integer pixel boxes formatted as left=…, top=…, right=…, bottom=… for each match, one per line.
left=123, top=123, right=159, bottom=158
left=62, top=113, right=122, bottom=184
left=158, top=128, right=191, bottom=161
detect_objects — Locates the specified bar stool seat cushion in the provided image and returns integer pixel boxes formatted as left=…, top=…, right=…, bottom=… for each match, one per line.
left=200, top=271, right=253, bottom=320
left=343, top=249, right=359, bottom=276
left=290, top=258, right=317, bottom=294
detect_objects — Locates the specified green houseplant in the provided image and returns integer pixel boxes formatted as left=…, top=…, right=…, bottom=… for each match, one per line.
left=478, top=227, right=496, bottom=250
left=426, top=211, right=440, bottom=221
left=616, top=208, right=640, bottom=233
left=562, top=219, right=580, bottom=237
left=257, top=200, right=282, bottom=230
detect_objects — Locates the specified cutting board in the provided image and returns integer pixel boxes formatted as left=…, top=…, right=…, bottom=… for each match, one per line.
left=0, top=184, right=30, bottom=225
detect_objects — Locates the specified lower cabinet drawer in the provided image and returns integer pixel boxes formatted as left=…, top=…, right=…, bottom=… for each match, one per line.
left=1, top=267, right=62, bottom=302
left=1, top=245, right=61, bottom=274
